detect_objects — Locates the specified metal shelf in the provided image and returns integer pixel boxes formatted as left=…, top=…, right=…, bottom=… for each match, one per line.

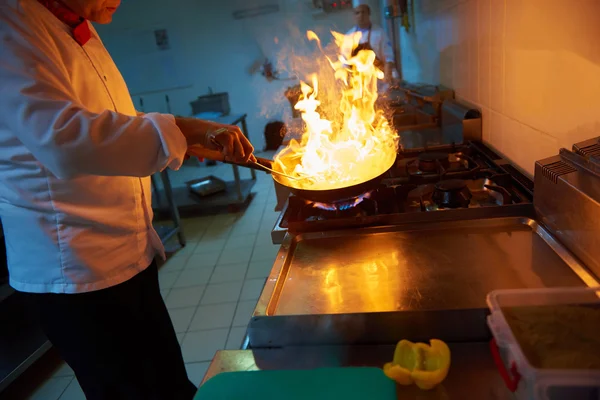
left=151, top=171, right=186, bottom=247
left=153, top=179, right=256, bottom=217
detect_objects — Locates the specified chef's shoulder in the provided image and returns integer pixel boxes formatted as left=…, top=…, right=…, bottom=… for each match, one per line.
left=1, top=0, right=59, bottom=49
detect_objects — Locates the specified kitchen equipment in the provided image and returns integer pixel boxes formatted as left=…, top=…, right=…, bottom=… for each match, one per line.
left=268, top=144, right=397, bottom=203
left=195, top=367, right=396, bottom=400
left=190, top=143, right=396, bottom=203
left=186, top=176, right=226, bottom=197
left=487, top=286, right=600, bottom=400
left=573, top=136, right=600, bottom=158
left=250, top=216, right=595, bottom=348
left=441, top=99, right=482, bottom=142
left=271, top=141, right=534, bottom=243
left=271, top=167, right=392, bottom=204
left=221, top=156, right=392, bottom=203
left=534, top=146, right=600, bottom=283
left=431, top=179, right=472, bottom=208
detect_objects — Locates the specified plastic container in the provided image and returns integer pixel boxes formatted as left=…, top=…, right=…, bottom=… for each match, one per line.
left=487, top=287, right=600, bottom=400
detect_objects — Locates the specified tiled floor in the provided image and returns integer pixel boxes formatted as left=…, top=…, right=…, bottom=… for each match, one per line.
left=8, top=158, right=280, bottom=399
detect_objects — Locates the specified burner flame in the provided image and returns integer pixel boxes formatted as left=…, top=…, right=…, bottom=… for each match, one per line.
left=312, top=191, right=372, bottom=211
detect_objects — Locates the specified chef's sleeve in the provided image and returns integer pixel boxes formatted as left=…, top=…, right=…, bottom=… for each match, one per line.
left=0, top=19, right=187, bottom=180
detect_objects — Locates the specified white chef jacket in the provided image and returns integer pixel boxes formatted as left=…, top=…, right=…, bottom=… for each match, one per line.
left=341, top=25, right=395, bottom=66
left=0, top=0, right=188, bottom=293
left=341, top=25, right=397, bottom=92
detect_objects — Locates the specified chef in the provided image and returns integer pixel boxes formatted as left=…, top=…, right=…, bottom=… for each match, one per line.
left=342, top=0, right=398, bottom=91
left=0, top=0, right=254, bottom=399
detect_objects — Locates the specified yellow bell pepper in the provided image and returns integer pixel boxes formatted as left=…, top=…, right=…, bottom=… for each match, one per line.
left=383, top=339, right=451, bottom=390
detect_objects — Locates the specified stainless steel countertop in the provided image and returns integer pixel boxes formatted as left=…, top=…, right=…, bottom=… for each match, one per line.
left=271, top=218, right=585, bottom=317
left=201, top=343, right=513, bottom=399
left=251, top=214, right=596, bottom=348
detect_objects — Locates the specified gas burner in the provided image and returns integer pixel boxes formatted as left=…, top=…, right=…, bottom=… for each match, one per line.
left=418, top=152, right=450, bottom=172
left=406, top=184, right=436, bottom=212
left=274, top=142, right=535, bottom=241
left=400, top=149, right=482, bottom=184
left=432, top=179, right=472, bottom=209
left=312, top=191, right=373, bottom=211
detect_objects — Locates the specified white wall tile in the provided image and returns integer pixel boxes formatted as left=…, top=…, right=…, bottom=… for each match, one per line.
left=489, top=0, right=505, bottom=113
left=519, top=124, right=559, bottom=177
left=453, top=2, right=469, bottom=99
left=489, top=110, right=504, bottom=153
left=466, top=0, right=479, bottom=104
left=499, top=116, right=522, bottom=166
left=477, top=0, right=491, bottom=108
left=399, top=0, right=600, bottom=172
left=437, top=13, right=455, bottom=87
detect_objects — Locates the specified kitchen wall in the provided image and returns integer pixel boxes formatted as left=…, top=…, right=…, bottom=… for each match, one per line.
left=394, top=0, right=600, bottom=176
left=95, top=0, right=376, bottom=149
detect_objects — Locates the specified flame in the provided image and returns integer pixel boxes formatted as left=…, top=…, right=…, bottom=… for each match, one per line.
left=273, top=30, right=399, bottom=190
left=312, top=191, right=372, bottom=211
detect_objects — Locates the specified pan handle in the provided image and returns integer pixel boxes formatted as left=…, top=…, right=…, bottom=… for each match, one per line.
left=225, top=157, right=274, bottom=172
left=186, top=146, right=273, bottom=171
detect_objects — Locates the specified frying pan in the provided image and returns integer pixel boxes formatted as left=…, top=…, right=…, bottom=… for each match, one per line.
left=187, top=147, right=394, bottom=204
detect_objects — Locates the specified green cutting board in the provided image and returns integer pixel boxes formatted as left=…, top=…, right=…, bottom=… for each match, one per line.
left=194, top=367, right=396, bottom=400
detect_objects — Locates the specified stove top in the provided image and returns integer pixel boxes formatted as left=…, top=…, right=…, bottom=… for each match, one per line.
left=272, top=142, right=534, bottom=243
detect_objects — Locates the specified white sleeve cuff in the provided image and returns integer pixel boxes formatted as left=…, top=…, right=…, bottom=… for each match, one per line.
left=143, top=113, right=187, bottom=171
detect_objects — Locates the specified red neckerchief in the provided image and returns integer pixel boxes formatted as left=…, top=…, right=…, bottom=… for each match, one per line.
left=38, top=0, right=91, bottom=45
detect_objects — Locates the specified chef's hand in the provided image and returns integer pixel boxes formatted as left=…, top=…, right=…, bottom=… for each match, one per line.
left=206, top=124, right=256, bottom=163
left=175, top=118, right=255, bottom=163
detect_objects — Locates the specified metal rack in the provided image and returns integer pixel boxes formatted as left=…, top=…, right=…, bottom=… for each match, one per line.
left=151, top=170, right=186, bottom=247
left=153, top=113, right=257, bottom=217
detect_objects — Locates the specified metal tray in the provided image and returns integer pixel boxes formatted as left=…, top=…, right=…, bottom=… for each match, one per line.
left=248, top=217, right=598, bottom=347
left=186, top=176, right=226, bottom=197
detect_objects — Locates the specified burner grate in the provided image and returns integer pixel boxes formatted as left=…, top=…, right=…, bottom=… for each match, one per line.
left=502, top=164, right=534, bottom=194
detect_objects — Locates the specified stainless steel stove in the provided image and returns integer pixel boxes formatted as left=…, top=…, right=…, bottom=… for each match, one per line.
left=271, top=141, right=534, bottom=244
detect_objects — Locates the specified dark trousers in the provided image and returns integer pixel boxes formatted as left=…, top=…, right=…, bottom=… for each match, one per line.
left=24, top=262, right=197, bottom=400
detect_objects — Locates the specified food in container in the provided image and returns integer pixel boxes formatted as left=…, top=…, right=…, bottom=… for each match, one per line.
left=487, top=287, right=600, bottom=400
